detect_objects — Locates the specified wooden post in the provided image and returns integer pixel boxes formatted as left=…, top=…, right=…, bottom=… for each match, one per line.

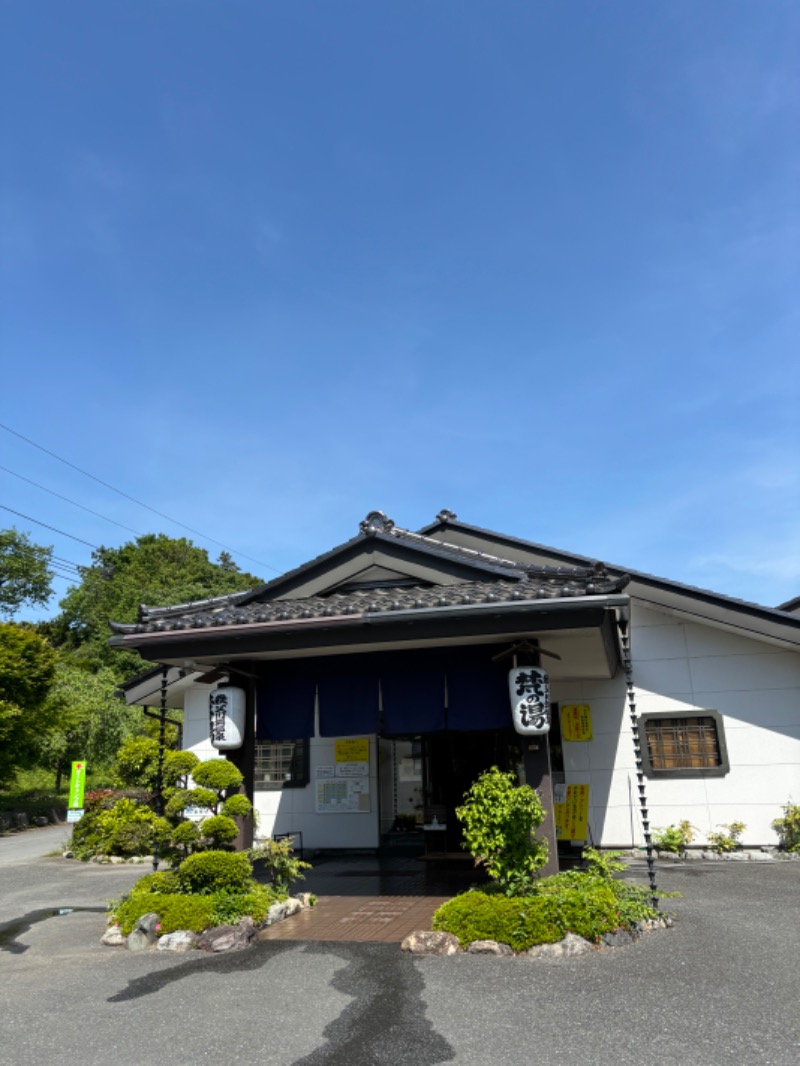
left=517, top=646, right=559, bottom=877
left=522, top=739, right=559, bottom=877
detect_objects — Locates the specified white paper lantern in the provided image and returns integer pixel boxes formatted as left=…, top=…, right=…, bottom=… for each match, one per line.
left=209, top=684, right=246, bottom=749
left=508, top=667, right=550, bottom=735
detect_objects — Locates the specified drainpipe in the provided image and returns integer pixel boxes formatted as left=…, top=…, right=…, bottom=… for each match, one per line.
left=618, top=618, right=659, bottom=907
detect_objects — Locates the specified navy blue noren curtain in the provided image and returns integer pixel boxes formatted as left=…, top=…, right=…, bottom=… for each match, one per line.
left=446, top=669, right=510, bottom=731
left=255, top=678, right=316, bottom=740
left=318, top=674, right=380, bottom=737
left=381, top=670, right=446, bottom=734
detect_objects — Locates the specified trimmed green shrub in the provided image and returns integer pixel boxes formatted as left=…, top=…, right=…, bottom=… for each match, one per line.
left=114, top=893, right=215, bottom=935
left=69, top=798, right=170, bottom=859
left=432, top=886, right=622, bottom=950
left=132, top=870, right=181, bottom=894
left=221, top=793, right=253, bottom=819
left=177, top=850, right=253, bottom=895
left=171, top=821, right=200, bottom=847
left=209, top=884, right=281, bottom=927
left=201, top=814, right=239, bottom=847
left=456, top=767, right=547, bottom=895
left=192, top=760, right=243, bottom=793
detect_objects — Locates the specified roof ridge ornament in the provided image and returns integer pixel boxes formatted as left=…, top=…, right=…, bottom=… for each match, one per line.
left=359, top=510, right=395, bottom=536
left=436, top=509, right=457, bottom=523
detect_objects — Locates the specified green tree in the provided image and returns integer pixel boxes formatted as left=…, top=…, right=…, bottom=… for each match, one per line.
left=0, top=529, right=54, bottom=618
left=38, top=660, right=141, bottom=789
left=456, top=766, right=548, bottom=896
left=52, top=534, right=262, bottom=677
left=0, top=622, right=57, bottom=786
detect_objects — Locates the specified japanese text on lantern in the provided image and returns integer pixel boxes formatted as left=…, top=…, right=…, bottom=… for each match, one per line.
left=209, top=689, right=229, bottom=744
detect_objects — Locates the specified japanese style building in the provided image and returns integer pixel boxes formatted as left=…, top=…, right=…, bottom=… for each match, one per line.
left=114, top=510, right=800, bottom=865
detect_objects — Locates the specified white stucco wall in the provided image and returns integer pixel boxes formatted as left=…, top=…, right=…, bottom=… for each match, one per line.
left=253, top=732, right=380, bottom=851
left=552, top=603, right=800, bottom=847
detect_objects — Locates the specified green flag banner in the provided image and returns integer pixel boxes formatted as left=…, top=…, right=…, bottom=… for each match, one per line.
left=68, top=761, right=87, bottom=809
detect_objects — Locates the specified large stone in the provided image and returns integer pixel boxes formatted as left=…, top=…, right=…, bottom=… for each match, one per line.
left=466, top=940, right=514, bottom=956
left=196, top=918, right=257, bottom=953
left=601, top=929, right=634, bottom=949
left=401, top=930, right=460, bottom=956
left=101, top=924, right=126, bottom=947
left=157, top=930, right=198, bottom=953
left=127, top=912, right=161, bottom=952
left=296, top=893, right=315, bottom=909
left=525, top=933, right=593, bottom=959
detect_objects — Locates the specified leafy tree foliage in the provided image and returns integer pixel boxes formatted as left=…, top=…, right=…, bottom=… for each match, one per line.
left=52, top=534, right=262, bottom=676
left=0, top=622, right=57, bottom=786
left=0, top=529, right=54, bottom=618
left=456, top=766, right=548, bottom=895
left=38, top=660, right=140, bottom=789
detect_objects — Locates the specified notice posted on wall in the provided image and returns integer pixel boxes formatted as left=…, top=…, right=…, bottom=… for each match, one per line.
left=560, top=704, right=593, bottom=742
left=554, top=783, right=590, bottom=842
left=334, top=737, right=370, bottom=778
left=316, top=777, right=371, bottom=814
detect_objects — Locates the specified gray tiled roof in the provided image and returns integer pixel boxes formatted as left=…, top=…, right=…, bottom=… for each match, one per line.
left=109, top=564, right=629, bottom=635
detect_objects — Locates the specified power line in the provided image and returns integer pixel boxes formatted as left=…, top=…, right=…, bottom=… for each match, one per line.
left=0, top=463, right=143, bottom=537
left=0, top=421, right=278, bottom=573
left=0, top=503, right=100, bottom=549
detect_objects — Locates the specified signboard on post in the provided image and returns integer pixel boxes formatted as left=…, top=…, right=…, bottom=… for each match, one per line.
left=68, top=760, right=86, bottom=811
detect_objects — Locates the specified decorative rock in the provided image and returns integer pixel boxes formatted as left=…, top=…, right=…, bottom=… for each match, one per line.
left=296, top=892, right=315, bottom=908
left=401, top=930, right=460, bottom=955
left=62, top=850, right=74, bottom=859
left=127, top=912, right=161, bottom=952
left=466, top=940, right=514, bottom=956
left=13, top=813, right=29, bottom=829
left=109, top=856, right=126, bottom=864
left=157, top=930, right=198, bottom=952
left=525, top=933, right=593, bottom=959
left=196, top=918, right=257, bottom=953
left=101, top=924, right=126, bottom=947
left=601, top=929, right=634, bottom=948
left=32, top=816, right=49, bottom=827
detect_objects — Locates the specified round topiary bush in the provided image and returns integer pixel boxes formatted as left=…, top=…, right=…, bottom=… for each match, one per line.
left=192, top=760, right=244, bottom=793
left=221, top=794, right=253, bottom=819
left=201, top=814, right=239, bottom=847
left=177, top=850, right=253, bottom=895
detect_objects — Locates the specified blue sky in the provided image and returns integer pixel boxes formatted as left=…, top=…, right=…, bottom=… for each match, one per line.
left=1, top=1, right=798, bottom=617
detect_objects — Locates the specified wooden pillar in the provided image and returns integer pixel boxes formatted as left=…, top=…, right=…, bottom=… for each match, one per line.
left=517, top=646, right=559, bottom=877
left=226, top=671, right=256, bottom=851
left=522, top=738, right=559, bottom=877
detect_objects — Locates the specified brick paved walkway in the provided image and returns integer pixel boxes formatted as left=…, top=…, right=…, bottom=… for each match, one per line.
left=257, top=893, right=450, bottom=943
left=255, top=849, right=482, bottom=944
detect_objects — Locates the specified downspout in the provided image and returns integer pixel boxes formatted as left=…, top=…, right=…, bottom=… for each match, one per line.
left=617, top=616, right=659, bottom=908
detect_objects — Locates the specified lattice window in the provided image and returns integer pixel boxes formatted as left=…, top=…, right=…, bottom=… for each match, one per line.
left=254, top=740, right=309, bottom=790
left=644, top=716, right=722, bottom=771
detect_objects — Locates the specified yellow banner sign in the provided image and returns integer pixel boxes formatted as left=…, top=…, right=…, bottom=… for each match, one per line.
left=335, top=737, right=369, bottom=764
left=560, top=704, right=593, bottom=742
left=554, top=783, right=590, bottom=842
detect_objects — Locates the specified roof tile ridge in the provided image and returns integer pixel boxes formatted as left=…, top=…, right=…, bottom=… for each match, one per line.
left=388, top=524, right=525, bottom=571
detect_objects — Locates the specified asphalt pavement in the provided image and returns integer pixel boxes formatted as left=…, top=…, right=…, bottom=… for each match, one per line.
left=0, top=843, right=798, bottom=1066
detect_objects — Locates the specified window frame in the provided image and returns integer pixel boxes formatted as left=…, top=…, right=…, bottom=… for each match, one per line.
left=639, top=709, right=730, bottom=778
left=254, top=739, right=310, bottom=791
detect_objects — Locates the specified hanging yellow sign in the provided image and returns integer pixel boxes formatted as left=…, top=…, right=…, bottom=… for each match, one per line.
left=560, top=704, right=593, bottom=742
left=555, top=783, right=590, bottom=841
left=335, top=738, right=369, bottom=764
